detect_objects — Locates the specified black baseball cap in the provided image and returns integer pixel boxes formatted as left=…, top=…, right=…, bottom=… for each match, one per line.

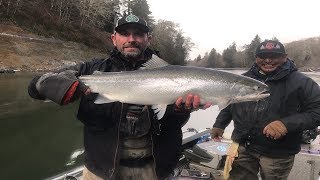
left=255, top=40, right=286, bottom=55
left=114, top=14, right=150, bottom=32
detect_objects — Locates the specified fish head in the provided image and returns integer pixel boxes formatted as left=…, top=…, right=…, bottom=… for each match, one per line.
left=231, top=77, right=270, bottom=103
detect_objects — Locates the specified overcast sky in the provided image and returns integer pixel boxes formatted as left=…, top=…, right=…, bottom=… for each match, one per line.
left=149, top=0, right=320, bottom=59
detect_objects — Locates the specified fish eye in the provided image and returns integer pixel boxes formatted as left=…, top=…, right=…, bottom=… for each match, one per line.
left=253, top=85, right=259, bottom=90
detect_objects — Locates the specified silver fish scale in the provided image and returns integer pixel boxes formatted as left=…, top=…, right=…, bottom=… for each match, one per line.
left=79, top=65, right=269, bottom=108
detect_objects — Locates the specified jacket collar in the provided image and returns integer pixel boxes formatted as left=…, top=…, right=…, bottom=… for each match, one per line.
left=110, top=48, right=157, bottom=69
left=110, top=48, right=155, bottom=60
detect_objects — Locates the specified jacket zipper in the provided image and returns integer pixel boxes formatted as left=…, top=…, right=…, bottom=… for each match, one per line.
left=108, top=103, right=124, bottom=179
left=148, top=107, right=159, bottom=180
left=109, top=62, right=127, bottom=179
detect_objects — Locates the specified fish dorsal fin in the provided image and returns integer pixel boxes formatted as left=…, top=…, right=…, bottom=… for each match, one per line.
left=140, top=55, right=169, bottom=69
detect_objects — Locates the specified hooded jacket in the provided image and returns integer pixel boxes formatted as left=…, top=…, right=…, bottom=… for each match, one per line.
left=213, top=59, right=320, bottom=157
left=28, top=48, right=190, bottom=179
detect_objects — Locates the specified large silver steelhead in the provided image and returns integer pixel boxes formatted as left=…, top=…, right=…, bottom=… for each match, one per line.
left=79, top=55, right=269, bottom=111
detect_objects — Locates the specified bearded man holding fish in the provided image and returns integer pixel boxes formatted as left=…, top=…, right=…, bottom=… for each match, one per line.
left=28, top=14, right=214, bottom=180
left=211, top=40, right=320, bottom=180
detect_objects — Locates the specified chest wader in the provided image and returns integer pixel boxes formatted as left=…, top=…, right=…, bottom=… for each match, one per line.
left=117, top=105, right=157, bottom=180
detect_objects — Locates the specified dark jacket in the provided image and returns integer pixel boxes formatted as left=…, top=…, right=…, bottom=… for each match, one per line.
left=28, top=48, right=190, bottom=179
left=213, top=59, right=320, bottom=158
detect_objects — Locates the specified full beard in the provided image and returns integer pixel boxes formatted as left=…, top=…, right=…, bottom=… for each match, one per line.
left=120, top=43, right=146, bottom=60
left=122, top=48, right=143, bottom=59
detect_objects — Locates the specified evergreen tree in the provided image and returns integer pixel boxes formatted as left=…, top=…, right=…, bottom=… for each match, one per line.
left=104, top=0, right=120, bottom=33
left=271, top=37, right=279, bottom=41
left=223, top=42, right=237, bottom=68
left=150, top=20, right=193, bottom=65
left=244, top=35, right=261, bottom=67
left=173, top=32, right=188, bottom=65
left=150, top=20, right=177, bottom=64
left=123, top=0, right=155, bottom=30
left=196, top=55, right=202, bottom=62
left=207, top=48, right=218, bottom=68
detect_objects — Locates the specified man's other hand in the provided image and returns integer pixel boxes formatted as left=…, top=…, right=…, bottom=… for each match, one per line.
left=263, top=120, right=288, bottom=140
left=174, top=93, right=212, bottom=112
left=211, top=127, right=224, bottom=142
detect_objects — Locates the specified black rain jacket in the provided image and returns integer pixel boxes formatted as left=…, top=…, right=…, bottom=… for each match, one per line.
left=28, top=48, right=190, bottom=179
left=213, top=59, right=320, bottom=158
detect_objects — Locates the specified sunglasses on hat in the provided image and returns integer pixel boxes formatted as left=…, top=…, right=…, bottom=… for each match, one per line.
left=256, top=53, right=285, bottom=60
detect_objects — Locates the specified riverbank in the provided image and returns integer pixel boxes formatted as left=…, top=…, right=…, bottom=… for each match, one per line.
left=0, top=24, right=107, bottom=72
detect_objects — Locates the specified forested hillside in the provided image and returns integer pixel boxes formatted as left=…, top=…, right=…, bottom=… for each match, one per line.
left=0, top=0, right=193, bottom=71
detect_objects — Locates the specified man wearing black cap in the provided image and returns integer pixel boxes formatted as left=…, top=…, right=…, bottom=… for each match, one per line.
left=28, top=14, right=211, bottom=180
left=211, top=40, right=320, bottom=180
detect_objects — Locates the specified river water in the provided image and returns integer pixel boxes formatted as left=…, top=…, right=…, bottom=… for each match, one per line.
left=1, top=70, right=320, bottom=180
left=0, top=73, right=83, bottom=180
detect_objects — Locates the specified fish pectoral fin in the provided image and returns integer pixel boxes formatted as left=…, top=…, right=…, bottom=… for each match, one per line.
left=94, top=94, right=115, bottom=104
left=152, top=104, right=167, bottom=120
